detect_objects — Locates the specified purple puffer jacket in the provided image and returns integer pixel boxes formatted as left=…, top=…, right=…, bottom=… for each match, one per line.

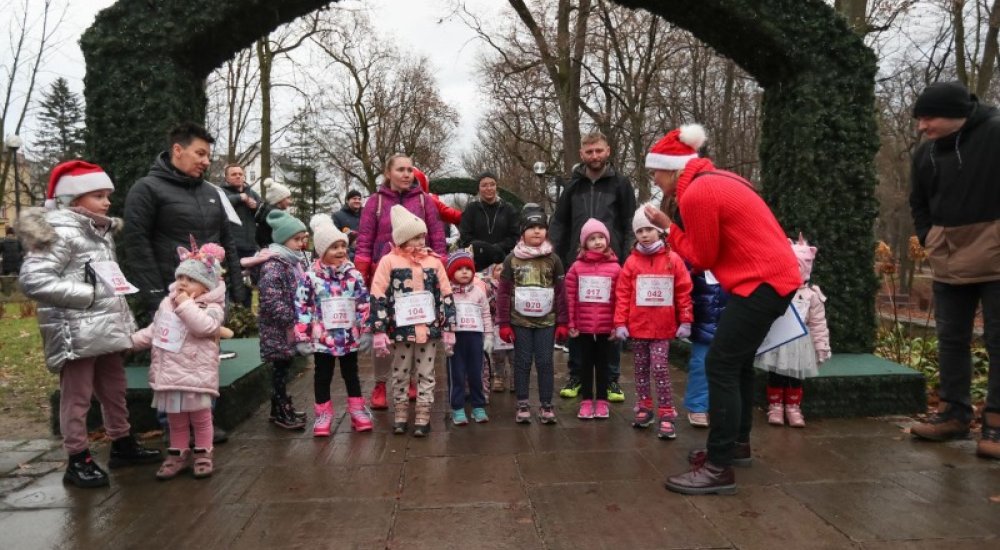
left=354, top=183, right=446, bottom=268
left=258, top=255, right=302, bottom=361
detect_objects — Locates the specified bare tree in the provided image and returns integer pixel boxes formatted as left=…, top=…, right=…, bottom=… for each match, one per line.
left=206, top=46, right=261, bottom=168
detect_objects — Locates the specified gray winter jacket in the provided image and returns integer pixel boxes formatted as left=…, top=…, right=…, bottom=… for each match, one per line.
left=17, top=207, right=136, bottom=373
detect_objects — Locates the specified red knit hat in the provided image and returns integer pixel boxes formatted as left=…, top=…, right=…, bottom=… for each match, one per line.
left=413, top=167, right=429, bottom=193
left=446, top=250, right=475, bottom=282
left=46, top=160, right=114, bottom=210
left=645, top=124, right=707, bottom=171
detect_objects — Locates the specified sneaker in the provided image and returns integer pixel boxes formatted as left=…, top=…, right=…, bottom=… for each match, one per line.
left=657, top=417, right=677, bottom=440
left=687, top=412, right=709, bottom=428
left=554, top=343, right=569, bottom=353
left=767, top=403, right=785, bottom=426
left=594, top=399, right=610, bottom=419
left=515, top=402, right=532, bottom=424
left=577, top=399, right=595, bottom=419
left=785, top=405, right=806, bottom=428
left=313, top=401, right=334, bottom=437
left=911, top=411, right=971, bottom=441
left=452, top=408, right=469, bottom=426
left=607, top=380, right=625, bottom=402
left=559, top=377, right=582, bottom=398
left=633, top=399, right=655, bottom=428
left=492, top=376, right=506, bottom=393
left=539, top=405, right=557, bottom=424
left=370, top=381, right=389, bottom=410
left=471, top=407, right=490, bottom=423
left=64, top=450, right=109, bottom=488
left=155, top=448, right=192, bottom=481
left=347, top=397, right=374, bottom=432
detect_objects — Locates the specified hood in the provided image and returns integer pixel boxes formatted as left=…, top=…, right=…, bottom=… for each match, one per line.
left=674, top=157, right=717, bottom=202
left=148, top=151, right=205, bottom=189
left=576, top=248, right=618, bottom=263
left=14, top=207, right=122, bottom=252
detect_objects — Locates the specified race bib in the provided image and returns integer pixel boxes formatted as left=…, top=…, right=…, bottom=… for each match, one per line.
left=320, top=296, right=355, bottom=330
left=636, top=275, right=673, bottom=306
left=395, top=291, right=436, bottom=327
left=455, top=302, right=485, bottom=332
left=90, top=261, right=139, bottom=295
left=514, top=287, right=554, bottom=317
left=578, top=276, right=612, bottom=303
left=152, top=311, right=187, bottom=353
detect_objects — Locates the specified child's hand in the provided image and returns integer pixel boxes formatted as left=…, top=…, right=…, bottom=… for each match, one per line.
left=816, top=349, right=832, bottom=364
left=483, top=335, right=494, bottom=355
left=174, top=291, right=190, bottom=305
left=218, top=327, right=234, bottom=339
left=499, top=325, right=515, bottom=344
left=554, top=325, right=569, bottom=344
left=568, top=328, right=580, bottom=338
left=613, top=326, right=630, bottom=341
left=675, top=323, right=691, bottom=340
left=373, top=333, right=391, bottom=357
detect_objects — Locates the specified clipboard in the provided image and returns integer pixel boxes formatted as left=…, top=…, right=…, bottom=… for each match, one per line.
left=756, top=304, right=808, bottom=356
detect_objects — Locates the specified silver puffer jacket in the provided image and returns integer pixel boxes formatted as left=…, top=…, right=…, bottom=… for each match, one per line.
left=17, top=207, right=136, bottom=373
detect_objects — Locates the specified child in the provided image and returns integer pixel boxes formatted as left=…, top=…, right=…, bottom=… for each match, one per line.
left=370, top=205, right=456, bottom=437
left=496, top=204, right=568, bottom=424
left=565, top=219, right=621, bottom=420
left=18, top=161, right=160, bottom=488
left=756, top=234, right=831, bottom=427
left=614, top=205, right=693, bottom=439
left=483, top=263, right=515, bottom=393
left=132, top=240, right=226, bottom=479
left=295, top=215, right=373, bottom=436
left=258, top=209, right=310, bottom=430
left=446, top=250, right=493, bottom=425
left=684, top=266, right=728, bottom=428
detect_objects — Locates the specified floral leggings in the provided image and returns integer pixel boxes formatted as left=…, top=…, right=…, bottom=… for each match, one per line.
left=632, top=338, right=674, bottom=411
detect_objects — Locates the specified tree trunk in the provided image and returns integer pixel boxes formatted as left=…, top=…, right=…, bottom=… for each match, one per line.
left=256, top=38, right=273, bottom=180
left=834, top=0, right=868, bottom=34
left=975, top=0, right=1000, bottom=96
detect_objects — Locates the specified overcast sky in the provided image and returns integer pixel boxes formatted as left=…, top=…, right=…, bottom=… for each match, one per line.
left=13, top=0, right=503, bottom=162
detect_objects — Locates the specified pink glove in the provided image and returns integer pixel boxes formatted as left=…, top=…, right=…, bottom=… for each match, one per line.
left=373, top=333, right=391, bottom=358
left=442, top=331, right=456, bottom=356
left=614, top=326, right=630, bottom=341
left=676, top=323, right=691, bottom=340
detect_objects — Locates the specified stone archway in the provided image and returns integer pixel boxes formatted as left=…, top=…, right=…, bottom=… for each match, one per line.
left=82, top=0, right=877, bottom=352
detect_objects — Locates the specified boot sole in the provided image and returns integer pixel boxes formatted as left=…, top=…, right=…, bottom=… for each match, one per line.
left=63, top=473, right=110, bottom=488
left=633, top=419, right=655, bottom=428
left=664, top=480, right=737, bottom=495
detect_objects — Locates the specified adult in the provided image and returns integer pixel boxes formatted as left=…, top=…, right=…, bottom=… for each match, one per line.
left=254, top=178, right=293, bottom=249
left=644, top=124, right=800, bottom=495
left=354, top=154, right=447, bottom=409
left=908, top=81, right=1000, bottom=460
left=2, top=227, right=23, bottom=275
left=549, top=132, right=637, bottom=401
left=332, top=189, right=363, bottom=260
left=220, top=163, right=261, bottom=306
left=458, top=170, right=519, bottom=271
left=413, top=167, right=463, bottom=227
left=124, top=122, right=246, bottom=315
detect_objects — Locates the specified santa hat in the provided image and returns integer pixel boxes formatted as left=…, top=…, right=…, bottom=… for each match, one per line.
left=645, top=124, right=707, bottom=171
left=310, top=214, right=348, bottom=256
left=46, top=160, right=114, bottom=209
left=632, top=203, right=663, bottom=234
left=390, top=204, right=428, bottom=245
left=413, top=167, right=430, bottom=193
left=446, top=250, right=475, bottom=282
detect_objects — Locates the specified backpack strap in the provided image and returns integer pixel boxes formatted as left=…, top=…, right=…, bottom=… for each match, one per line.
left=691, top=170, right=758, bottom=194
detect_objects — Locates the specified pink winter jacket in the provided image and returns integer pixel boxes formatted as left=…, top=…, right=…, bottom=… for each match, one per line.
left=451, top=278, right=494, bottom=336
left=565, top=249, right=621, bottom=335
left=794, top=284, right=830, bottom=358
left=132, top=282, right=226, bottom=397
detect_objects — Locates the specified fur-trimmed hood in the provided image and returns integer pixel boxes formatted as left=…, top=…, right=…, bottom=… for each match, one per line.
left=15, top=207, right=123, bottom=252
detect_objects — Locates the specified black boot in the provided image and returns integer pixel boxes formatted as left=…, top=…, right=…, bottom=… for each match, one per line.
left=64, top=450, right=109, bottom=488
left=287, top=396, right=307, bottom=420
left=108, top=434, right=162, bottom=468
left=271, top=397, right=306, bottom=430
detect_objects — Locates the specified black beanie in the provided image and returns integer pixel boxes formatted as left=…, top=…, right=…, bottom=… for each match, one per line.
left=346, top=189, right=362, bottom=201
left=913, top=81, right=975, bottom=119
left=520, top=203, right=547, bottom=234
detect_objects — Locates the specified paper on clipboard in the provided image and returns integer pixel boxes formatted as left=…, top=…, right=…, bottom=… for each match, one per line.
left=756, top=304, right=808, bottom=355
left=215, top=186, right=242, bottom=225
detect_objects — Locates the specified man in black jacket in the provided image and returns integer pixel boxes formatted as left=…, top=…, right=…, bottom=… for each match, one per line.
left=908, top=81, right=1000, bottom=459
left=220, top=163, right=261, bottom=306
left=124, top=123, right=247, bottom=316
left=332, top=189, right=363, bottom=260
left=549, top=132, right=637, bottom=402
left=458, top=171, right=519, bottom=272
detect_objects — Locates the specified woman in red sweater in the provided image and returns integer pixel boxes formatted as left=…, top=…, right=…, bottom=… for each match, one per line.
left=643, top=124, right=801, bottom=495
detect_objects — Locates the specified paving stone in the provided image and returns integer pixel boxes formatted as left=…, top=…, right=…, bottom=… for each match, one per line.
left=0, top=509, right=76, bottom=549
left=1, top=472, right=114, bottom=510
left=241, top=463, right=403, bottom=503
left=391, top=504, right=542, bottom=549
left=860, top=539, right=1000, bottom=549
left=0, top=441, right=25, bottom=452
left=0, top=451, right=46, bottom=476
left=320, top=432, right=408, bottom=464
left=102, top=503, right=258, bottom=548
left=400, top=455, right=526, bottom=508
left=105, top=464, right=265, bottom=507
left=215, top=438, right=327, bottom=468
left=236, top=500, right=393, bottom=548
left=406, top=427, right=531, bottom=457
left=517, top=450, right=661, bottom=484
left=10, top=461, right=63, bottom=478
left=0, top=476, right=32, bottom=496
left=17, top=439, right=59, bottom=452
left=887, top=469, right=1000, bottom=531
left=528, top=480, right=729, bottom=549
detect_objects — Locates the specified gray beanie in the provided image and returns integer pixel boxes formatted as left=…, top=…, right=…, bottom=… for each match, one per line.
left=174, top=241, right=225, bottom=290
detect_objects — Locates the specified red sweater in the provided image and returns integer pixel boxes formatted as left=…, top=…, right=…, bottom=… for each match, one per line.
left=667, top=158, right=801, bottom=298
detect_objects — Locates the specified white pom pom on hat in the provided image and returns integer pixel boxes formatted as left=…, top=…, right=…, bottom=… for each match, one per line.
left=45, top=160, right=114, bottom=210
left=310, top=213, right=348, bottom=256
left=645, top=123, right=708, bottom=171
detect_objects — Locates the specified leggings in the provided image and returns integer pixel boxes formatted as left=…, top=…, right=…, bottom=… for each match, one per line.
left=577, top=334, right=612, bottom=400
left=314, top=352, right=361, bottom=403
left=768, top=372, right=802, bottom=389
left=513, top=325, right=555, bottom=405
left=272, top=358, right=292, bottom=399
left=168, top=408, right=212, bottom=450
left=632, top=338, right=674, bottom=410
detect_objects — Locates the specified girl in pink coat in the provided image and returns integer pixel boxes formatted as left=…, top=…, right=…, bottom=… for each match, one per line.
left=565, top=219, right=621, bottom=420
left=132, top=241, right=226, bottom=480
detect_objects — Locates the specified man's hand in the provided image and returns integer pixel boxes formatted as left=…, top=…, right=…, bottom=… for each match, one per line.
left=241, top=193, right=258, bottom=210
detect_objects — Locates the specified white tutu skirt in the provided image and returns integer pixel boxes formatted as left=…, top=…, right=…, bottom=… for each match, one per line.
left=754, top=335, right=819, bottom=379
left=152, top=391, right=213, bottom=414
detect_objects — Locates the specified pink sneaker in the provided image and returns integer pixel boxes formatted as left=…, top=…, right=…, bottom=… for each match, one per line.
left=348, top=397, right=373, bottom=432
left=767, top=403, right=785, bottom=426
left=578, top=399, right=595, bottom=419
left=313, top=401, right=334, bottom=437
left=785, top=405, right=806, bottom=428
left=594, top=400, right=610, bottom=419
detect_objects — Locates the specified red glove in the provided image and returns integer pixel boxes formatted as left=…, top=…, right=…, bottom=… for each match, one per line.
left=499, top=325, right=516, bottom=344
left=555, top=324, right=569, bottom=344
left=354, top=259, right=372, bottom=286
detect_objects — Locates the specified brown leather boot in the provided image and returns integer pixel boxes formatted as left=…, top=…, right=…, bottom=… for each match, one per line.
left=911, top=403, right=971, bottom=441
left=977, top=412, right=1000, bottom=459
left=665, top=462, right=736, bottom=495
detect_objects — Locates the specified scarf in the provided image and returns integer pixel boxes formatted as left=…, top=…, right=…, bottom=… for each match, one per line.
left=268, top=243, right=307, bottom=274
left=513, top=239, right=553, bottom=260
left=636, top=239, right=665, bottom=256
left=68, top=206, right=113, bottom=231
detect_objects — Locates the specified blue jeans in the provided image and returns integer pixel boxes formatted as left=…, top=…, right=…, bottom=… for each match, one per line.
left=568, top=337, right=621, bottom=381
left=684, top=342, right=710, bottom=413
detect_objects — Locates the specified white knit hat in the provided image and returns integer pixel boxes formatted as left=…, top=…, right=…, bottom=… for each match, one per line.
left=390, top=204, right=427, bottom=245
left=260, top=178, right=291, bottom=205
left=632, top=203, right=663, bottom=234
left=310, top=214, right=348, bottom=256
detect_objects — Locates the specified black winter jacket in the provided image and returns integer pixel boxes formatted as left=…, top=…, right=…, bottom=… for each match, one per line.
left=221, top=183, right=262, bottom=253
left=458, top=198, right=520, bottom=271
left=549, top=164, right=636, bottom=266
left=2, top=236, right=23, bottom=274
left=332, top=205, right=361, bottom=233
left=124, top=152, right=247, bottom=308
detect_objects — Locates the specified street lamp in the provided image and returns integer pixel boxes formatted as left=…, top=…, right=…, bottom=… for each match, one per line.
left=4, top=135, right=23, bottom=218
left=532, top=161, right=547, bottom=198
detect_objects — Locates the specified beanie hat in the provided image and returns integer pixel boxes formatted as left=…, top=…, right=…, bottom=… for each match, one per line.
left=477, top=170, right=498, bottom=183
left=46, top=160, right=114, bottom=210
left=174, top=238, right=225, bottom=291
left=261, top=178, right=292, bottom=205
left=446, top=250, right=476, bottom=282
left=645, top=124, right=707, bottom=171
left=520, top=203, right=548, bottom=234
left=579, top=218, right=610, bottom=247
left=345, top=189, right=362, bottom=201
left=632, top=203, right=662, bottom=234
left=267, top=209, right=307, bottom=246
left=413, top=167, right=430, bottom=193
left=310, top=214, right=348, bottom=256
left=390, top=204, right=428, bottom=245
left=912, top=81, right=976, bottom=119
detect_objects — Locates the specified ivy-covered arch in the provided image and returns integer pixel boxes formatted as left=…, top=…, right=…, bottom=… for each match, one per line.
left=82, top=0, right=877, bottom=352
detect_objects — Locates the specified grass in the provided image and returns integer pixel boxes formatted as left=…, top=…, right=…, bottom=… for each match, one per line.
left=0, top=302, right=55, bottom=424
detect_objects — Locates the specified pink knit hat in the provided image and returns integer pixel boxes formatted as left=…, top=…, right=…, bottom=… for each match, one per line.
left=579, top=218, right=610, bottom=247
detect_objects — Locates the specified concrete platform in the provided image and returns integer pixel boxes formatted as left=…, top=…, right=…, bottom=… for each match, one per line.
left=5, top=349, right=998, bottom=549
